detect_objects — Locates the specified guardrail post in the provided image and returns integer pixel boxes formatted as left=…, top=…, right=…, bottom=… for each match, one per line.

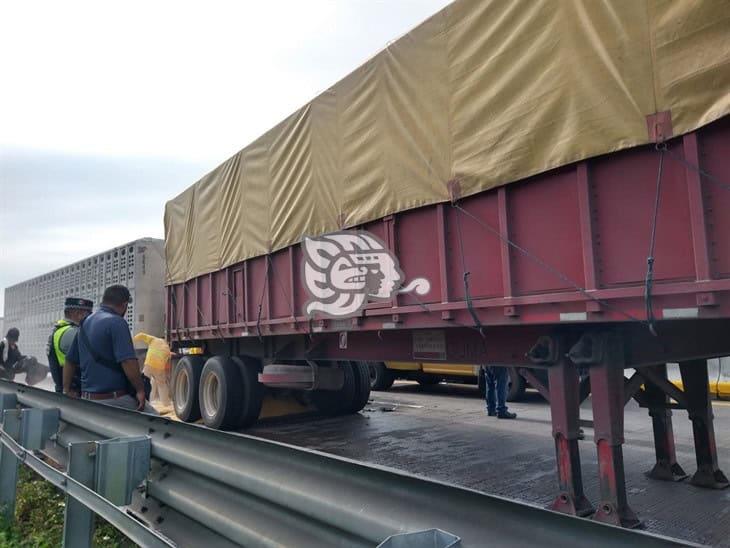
left=63, top=442, right=97, bottom=548
left=0, top=407, right=60, bottom=524
left=95, top=436, right=151, bottom=506
left=20, top=408, right=60, bottom=450
left=0, top=393, right=17, bottom=474
left=0, top=409, right=22, bottom=523
left=62, top=436, right=151, bottom=547
left=0, top=393, right=17, bottom=414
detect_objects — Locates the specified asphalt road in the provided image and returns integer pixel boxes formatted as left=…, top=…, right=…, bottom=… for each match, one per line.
left=250, top=381, right=730, bottom=547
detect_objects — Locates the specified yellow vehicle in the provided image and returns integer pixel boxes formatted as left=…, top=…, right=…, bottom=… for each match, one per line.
left=369, top=362, right=529, bottom=402
left=369, top=361, right=730, bottom=404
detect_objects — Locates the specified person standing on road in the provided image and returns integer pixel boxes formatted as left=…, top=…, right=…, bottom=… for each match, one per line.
left=482, top=365, right=517, bottom=419
left=63, top=285, right=157, bottom=413
left=47, top=297, right=93, bottom=393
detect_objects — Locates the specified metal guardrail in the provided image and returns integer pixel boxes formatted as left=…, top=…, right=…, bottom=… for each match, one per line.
left=0, top=381, right=695, bottom=548
left=0, top=399, right=173, bottom=547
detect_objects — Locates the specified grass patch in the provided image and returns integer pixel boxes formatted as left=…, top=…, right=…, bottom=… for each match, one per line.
left=0, top=466, right=135, bottom=547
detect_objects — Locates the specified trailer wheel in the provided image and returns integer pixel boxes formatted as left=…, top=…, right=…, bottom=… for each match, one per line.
left=368, top=362, right=395, bottom=391
left=199, top=356, right=244, bottom=430
left=231, top=356, right=264, bottom=428
left=172, top=356, right=205, bottom=422
left=506, top=368, right=527, bottom=402
left=346, top=361, right=371, bottom=413
left=313, top=361, right=369, bottom=416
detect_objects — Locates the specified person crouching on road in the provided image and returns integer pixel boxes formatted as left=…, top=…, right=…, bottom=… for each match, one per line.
left=133, top=332, right=173, bottom=410
left=0, top=328, right=22, bottom=380
left=481, top=365, right=517, bottom=419
left=47, top=297, right=93, bottom=393
left=63, top=285, right=157, bottom=414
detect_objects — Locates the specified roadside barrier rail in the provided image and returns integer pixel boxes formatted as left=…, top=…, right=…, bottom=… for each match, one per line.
left=0, top=381, right=695, bottom=548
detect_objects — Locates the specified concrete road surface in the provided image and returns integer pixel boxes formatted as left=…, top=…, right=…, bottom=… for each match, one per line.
left=250, top=381, right=730, bottom=547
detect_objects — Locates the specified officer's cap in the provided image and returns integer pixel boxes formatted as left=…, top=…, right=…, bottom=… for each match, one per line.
left=64, top=297, right=94, bottom=311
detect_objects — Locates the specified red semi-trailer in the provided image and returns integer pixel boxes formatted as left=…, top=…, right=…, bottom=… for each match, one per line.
left=164, top=0, right=729, bottom=529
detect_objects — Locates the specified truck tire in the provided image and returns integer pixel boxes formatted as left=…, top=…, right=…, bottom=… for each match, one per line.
left=172, top=356, right=205, bottom=422
left=506, top=368, right=527, bottom=402
left=368, top=362, right=395, bottom=391
left=231, top=356, right=264, bottom=428
left=313, top=361, right=368, bottom=416
left=346, top=361, right=371, bottom=413
left=199, top=356, right=244, bottom=430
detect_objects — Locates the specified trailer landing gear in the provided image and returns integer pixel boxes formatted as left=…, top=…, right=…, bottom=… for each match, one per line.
left=536, top=328, right=729, bottom=529
left=632, top=360, right=729, bottom=490
left=642, top=364, right=688, bottom=482
left=679, top=360, right=729, bottom=489
left=588, top=352, right=641, bottom=529
left=545, top=358, right=593, bottom=517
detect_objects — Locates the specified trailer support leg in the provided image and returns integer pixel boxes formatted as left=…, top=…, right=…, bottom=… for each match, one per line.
left=643, top=364, right=688, bottom=482
left=547, top=359, right=593, bottom=517
left=679, top=360, right=729, bottom=489
left=589, top=336, right=640, bottom=529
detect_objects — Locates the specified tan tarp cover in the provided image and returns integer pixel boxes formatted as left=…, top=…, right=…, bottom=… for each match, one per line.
left=165, top=0, right=730, bottom=284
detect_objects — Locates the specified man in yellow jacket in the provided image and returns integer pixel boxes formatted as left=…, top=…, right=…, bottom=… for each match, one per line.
left=133, top=332, right=173, bottom=410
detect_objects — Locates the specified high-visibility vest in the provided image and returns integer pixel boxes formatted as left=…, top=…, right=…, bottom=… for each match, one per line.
left=51, top=320, right=73, bottom=367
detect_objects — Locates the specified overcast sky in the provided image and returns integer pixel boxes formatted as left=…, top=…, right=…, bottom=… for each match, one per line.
left=0, top=0, right=451, bottom=314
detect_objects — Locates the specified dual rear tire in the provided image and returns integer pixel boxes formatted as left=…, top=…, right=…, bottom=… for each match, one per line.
left=173, top=355, right=263, bottom=430
left=199, top=356, right=264, bottom=430
left=173, top=356, right=204, bottom=423
left=173, top=357, right=369, bottom=430
left=312, top=361, right=371, bottom=416
left=368, top=362, right=395, bottom=391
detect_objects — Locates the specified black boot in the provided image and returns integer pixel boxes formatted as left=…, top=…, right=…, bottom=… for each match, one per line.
left=497, top=411, right=517, bottom=419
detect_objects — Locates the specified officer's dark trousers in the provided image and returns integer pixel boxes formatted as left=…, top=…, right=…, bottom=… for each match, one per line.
left=485, top=366, right=509, bottom=415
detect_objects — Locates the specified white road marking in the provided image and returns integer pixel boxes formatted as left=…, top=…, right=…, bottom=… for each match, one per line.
left=370, top=400, right=425, bottom=409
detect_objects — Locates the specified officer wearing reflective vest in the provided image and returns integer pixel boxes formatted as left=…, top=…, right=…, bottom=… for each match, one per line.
left=47, top=297, right=93, bottom=393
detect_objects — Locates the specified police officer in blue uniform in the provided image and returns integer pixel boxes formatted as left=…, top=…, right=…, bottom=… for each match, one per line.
left=47, top=297, right=93, bottom=393
left=63, top=285, right=156, bottom=413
